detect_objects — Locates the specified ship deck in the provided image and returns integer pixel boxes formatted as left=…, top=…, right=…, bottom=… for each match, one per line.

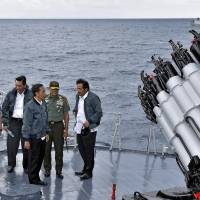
left=0, top=136, right=185, bottom=200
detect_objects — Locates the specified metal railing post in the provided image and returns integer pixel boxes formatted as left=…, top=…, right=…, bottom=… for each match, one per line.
left=0, top=91, right=124, bottom=152
left=146, top=123, right=157, bottom=155
left=110, top=113, right=122, bottom=151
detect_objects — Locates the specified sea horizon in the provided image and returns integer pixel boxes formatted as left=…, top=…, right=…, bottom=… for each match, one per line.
left=0, top=17, right=195, bottom=20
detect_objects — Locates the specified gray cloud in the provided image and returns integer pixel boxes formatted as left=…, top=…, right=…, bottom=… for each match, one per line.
left=0, top=0, right=199, bottom=18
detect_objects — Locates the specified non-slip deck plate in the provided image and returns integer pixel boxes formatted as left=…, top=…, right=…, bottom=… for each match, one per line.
left=0, top=147, right=185, bottom=200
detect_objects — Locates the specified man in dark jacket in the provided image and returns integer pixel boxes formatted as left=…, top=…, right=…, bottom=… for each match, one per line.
left=73, top=79, right=103, bottom=180
left=22, top=84, right=49, bottom=186
left=2, top=76, right=33, bottom=173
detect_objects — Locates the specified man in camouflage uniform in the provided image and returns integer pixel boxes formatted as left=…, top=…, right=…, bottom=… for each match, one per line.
left=44, top=81, right=70, bottom=179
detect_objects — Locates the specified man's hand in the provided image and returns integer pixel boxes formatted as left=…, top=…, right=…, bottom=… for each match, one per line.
left=3, top=126, right=9, bottom=132
left=24, top=141, right=30, bottom=150
left=83, top=120, right=90, bottom=128
left=46, top=135, right=49, bottom=142
left=0, top=124, right=2, bottom=132
left=0, top=122, right=2, bottom=135
left=63, top=128, right=68, bottom=140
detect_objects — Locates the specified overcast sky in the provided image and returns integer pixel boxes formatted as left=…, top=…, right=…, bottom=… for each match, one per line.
left=0, top=0, right=199, bottom=19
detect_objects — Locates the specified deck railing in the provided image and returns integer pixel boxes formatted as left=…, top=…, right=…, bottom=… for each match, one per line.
left=0, top=90, right=174, bottom=155
left=0, top=91, right=122, bottom=151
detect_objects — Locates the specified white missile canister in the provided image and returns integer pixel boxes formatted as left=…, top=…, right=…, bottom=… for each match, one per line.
left=183, top=80, right=200, bottom=106
left=166, top=75, right=200, bottom=137
left=182, top=63, right=200, bottom=97
left=153, top=106, right=190, bottom=170
left=156, top=90, right=200, bottom=157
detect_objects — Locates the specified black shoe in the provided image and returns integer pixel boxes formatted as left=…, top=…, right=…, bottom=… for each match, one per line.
left=56, top=173, right=64, bottom=179
left=75, top=171, right=85, bottom=176
left=37, top=180, right=48, bottom=186
left=44, top=170, right=50, bottom=177
left=80, top=173, right=92, bottom=181
left=24, top=168, right=28, bottom=174
left=31, top=180, right=48, bottom=186
left=7, top=166, right=14, bottom=173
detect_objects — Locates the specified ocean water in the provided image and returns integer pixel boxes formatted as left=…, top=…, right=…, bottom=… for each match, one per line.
left=0, top=19, right=199, bottom=151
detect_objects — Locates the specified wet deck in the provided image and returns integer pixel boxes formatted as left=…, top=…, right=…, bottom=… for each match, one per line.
left=0, top=140, right=185, bottom=200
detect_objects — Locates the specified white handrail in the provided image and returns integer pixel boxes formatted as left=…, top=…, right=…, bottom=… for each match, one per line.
left=146, top=123, right=157, bottom=155
left=109, top=113, right=122, bottom=151
left=0, top=91, right=122, bottom=151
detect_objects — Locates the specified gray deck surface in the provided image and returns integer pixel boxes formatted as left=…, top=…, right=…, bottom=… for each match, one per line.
left=0, top=136, right=186, bottom=200
left=122, top=187, right=190, bottom=200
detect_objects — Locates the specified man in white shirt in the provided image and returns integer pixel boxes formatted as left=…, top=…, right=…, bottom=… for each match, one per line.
left=73, top=79, right=103, bottom=180
left=2, top=76, right=33, bottom=173
left=12, top=92, right=25, bottom=119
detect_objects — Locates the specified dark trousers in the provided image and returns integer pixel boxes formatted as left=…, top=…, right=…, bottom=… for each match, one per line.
left=44, top=121, right=64, bottom=174
left=77, top=132, right=97, bottom=175
left=28, top=138, right=46, bottom=184
left=7, top=118, right=28, bottom=168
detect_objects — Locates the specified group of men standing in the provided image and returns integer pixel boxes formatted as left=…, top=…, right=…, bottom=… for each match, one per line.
left=0, top=76, right=103, bottom=186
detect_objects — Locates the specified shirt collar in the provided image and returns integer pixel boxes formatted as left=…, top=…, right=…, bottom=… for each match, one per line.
left=17, top=91, right=24, bottom=96
left=34, top=97, right=43, bottom=105
left=79, top=92, right=88, bottom=100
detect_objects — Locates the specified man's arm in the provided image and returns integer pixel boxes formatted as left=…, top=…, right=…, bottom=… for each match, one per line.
left=2, top=93, right=10, bottom=127
left=45, top=103, right=50, bottom=135
left=64, top=112, right=69, bottom=138
left=88, top=95, right=103, bottom=126
left=63, top=97, right=70, bottom=139
left=22, top=105, right=33, bottom=141
left=73, top=94, right=78, bottom=115
left=64, top=111, right=70, bottom=130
